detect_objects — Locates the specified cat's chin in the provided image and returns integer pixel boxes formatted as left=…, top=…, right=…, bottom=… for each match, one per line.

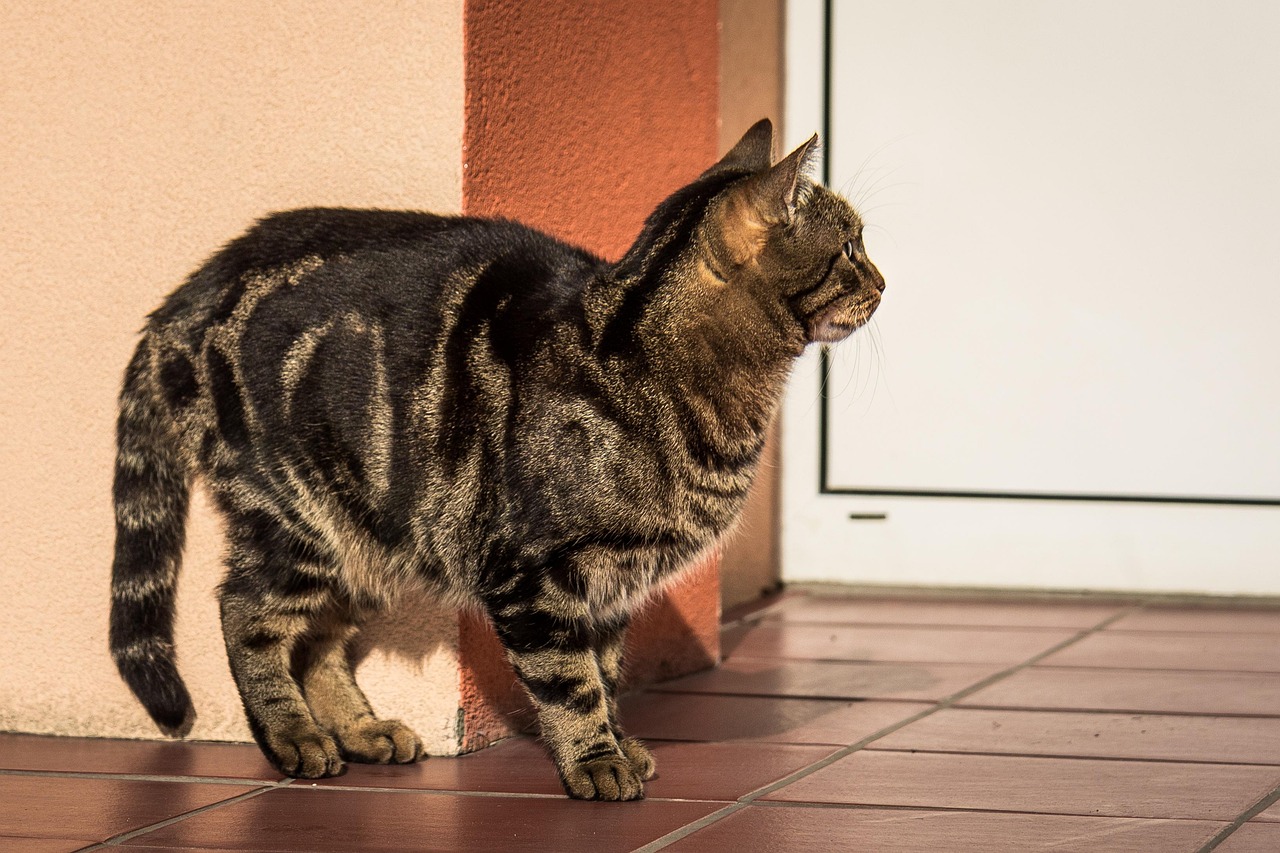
left=811, top=321, right=858, bottom=343
left=808, top=296, right=878, bottom=343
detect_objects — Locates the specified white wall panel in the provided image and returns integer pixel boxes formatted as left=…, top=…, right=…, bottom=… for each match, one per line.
left=783, top=0, right=1280, bottom=592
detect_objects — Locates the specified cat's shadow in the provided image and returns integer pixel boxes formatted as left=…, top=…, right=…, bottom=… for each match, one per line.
left=348, top=588, right=459, bottom=668
left=345, top=590, right=538, bottom=746
left=342, top=585, right=726, bottom=750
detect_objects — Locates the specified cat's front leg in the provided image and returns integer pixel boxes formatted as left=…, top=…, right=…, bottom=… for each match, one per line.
left=487, top=605, right=644, bottom=801
left=593, top=614, right=655, bottom=781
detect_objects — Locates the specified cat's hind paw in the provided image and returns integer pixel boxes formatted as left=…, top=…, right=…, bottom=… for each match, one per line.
left=335, top=718, right=424, bottom=765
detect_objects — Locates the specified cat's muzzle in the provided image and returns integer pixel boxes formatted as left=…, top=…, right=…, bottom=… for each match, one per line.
left=809, top=290, right=881, bottom=343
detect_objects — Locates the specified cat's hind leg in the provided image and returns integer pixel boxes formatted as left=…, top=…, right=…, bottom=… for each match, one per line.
left=218, top=514, right=344, bottom=779
left=296, top=618, right=423, bottom=765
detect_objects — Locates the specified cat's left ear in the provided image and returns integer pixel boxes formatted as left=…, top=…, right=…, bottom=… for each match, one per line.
left=748, top=133, right=820, bottom=224
left=718, top=134, right=822, bottom=263
left=703, top=118, right=775, bottom=177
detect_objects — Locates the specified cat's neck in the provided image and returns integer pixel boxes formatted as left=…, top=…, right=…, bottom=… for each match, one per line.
left=646, top=277, right=800, bottom=440
left=701, top=297, right=796, bottom=414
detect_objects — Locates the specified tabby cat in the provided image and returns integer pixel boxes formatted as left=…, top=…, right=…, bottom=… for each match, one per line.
left=109, top=119, right=884, bottom=800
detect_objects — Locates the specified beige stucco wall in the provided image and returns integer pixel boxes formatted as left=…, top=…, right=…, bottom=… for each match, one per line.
left=0, top=2, right=467, bottom=752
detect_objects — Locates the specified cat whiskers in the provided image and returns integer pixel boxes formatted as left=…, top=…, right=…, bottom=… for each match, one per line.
left=831, top=312, right=889, bottom=418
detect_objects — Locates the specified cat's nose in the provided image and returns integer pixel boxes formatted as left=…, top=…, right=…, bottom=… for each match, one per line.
left=872, top=268, right=886, bottom=293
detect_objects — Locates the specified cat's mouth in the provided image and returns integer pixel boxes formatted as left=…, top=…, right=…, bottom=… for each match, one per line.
left=809, top=292, right=880, bottom=343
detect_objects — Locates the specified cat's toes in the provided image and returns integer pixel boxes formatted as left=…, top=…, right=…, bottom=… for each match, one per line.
left=619, top=736, right=656, bottom=781
left=265, top=726, right=343, bottom=779
left=337, top=718, right=424, bottom=765
left=561, top=753, right=645, bottom=801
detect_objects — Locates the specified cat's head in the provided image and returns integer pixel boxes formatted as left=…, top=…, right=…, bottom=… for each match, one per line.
left=697, top=119, right=885, bottom=348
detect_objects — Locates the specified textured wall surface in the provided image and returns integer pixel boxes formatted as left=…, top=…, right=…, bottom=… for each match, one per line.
left=463, top=0, right=719, bottom=257
left=0, top=1, right=466, bottom=751
left=458, top=0, right=722, bottom=749
left=2, top=0, right=730, bottom=757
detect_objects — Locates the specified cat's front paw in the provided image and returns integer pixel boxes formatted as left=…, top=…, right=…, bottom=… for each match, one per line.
left=561, top=753, right=645, bottom=801
left=619, top=736, right=656, bottom=781
left=336, top=718, right=424, bottom=765
left=265, top=725, right=344, bottom=778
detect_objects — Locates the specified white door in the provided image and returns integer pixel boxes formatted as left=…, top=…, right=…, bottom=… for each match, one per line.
left=781, top=0, right=1280, bottom=594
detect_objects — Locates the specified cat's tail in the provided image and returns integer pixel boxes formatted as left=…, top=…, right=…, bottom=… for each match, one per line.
left=109, top=338, right=195, bottom=737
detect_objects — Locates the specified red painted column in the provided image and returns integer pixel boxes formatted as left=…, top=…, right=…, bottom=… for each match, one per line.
left=458, top=0, right=721, bottom=750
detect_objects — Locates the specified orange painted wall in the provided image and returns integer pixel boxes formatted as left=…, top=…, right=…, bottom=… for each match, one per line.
left=458, top=0, right=722, bottom=749
left=463, top=0, right=719, bottom=256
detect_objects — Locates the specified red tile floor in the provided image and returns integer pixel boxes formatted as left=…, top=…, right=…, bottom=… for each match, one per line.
left=5, top=591, right=1280, bottom=852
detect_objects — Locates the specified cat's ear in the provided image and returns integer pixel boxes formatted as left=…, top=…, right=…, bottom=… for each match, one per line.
left=749, top=133, right=820, bottom=224
left=718, top=134, right=821, bottom=263
left=704, top=118, right=775, bottom=177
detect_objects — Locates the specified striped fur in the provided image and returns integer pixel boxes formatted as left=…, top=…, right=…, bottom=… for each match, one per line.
left=109, top=120, right=884, bottom=798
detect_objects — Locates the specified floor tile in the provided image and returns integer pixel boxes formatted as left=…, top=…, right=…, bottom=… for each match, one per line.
left=721, top=591, right=798, bottom=624
left=959, top=666, right=1280, bottom=716
left=7, top=593, right=1277, bottom=853
left=872, top=708, right=1280, bottom=764
left=1216, top=823, right=1280, bottom=852
left=0, top=838, right=97, bottom=853
left=313, top=737, right=836, bottom=801
left=1112, top=608, right=1280, bottom=634
left=132, top=786, right=723, bottom=853
left=115, top=848, right=258, bottom=853
left=723, top=623, right=1077, bottom=664
left=1254, top=799, right=1280, bottom=821
left=649, top=657, right=1004, bottom=701
left=0, top=774, right=258, bottom=841
left=114, top=848, right=305, bottom=853
left=1041, top=631, right=1280, bottom=673
left=767, top=597, right=1123, bottom=629
left=620, top=691, right=931, bottom=744
left=762, top=750, right=1280, bottom=820
left=0, top=733, right=280, bottom=780
left=664, top=805, right=1225, bottom=853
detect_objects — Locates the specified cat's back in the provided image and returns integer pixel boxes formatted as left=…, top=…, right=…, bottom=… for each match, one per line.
left=149, top=208, right=596, bottom=336
left=141, top=207, right=607, bottom=482
left=132, top=206, right=611, bottom=555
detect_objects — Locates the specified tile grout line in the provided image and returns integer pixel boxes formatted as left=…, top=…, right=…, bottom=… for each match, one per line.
left=644, top=690, right=1280, bottom=720
left=297, top=783, right=565, bottom=800
left=858, top=746, right=1280, bottom=769
left=738, top=619, right=1130, bottom=632
left=678, top=660, right=1280, bottom=677
left=235, top=781, right=729, bottom=804
left=660, top=655, right=1280, bottom=678
left=745, top=798, right=1248, bottom=822
left=784, top=585, right=1280, bottom=608
left=744, top=799, right=1235, bottom=819
left=0, top=767, right=284, bottom=786
left=745, top=620, right=1280, bottom=639
left=1034, top=664, right=1280, bottom=677
left=948, top=703, right=1280, bottom=720
left=631, top=603, right=1146, bottom=853
left=1197, top=778, right=1280, bottom=852
left=78, top=780, right=292, bottom=850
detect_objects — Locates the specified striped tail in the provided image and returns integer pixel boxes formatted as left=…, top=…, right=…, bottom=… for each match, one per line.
left=109, top=340, right=195, bottom=736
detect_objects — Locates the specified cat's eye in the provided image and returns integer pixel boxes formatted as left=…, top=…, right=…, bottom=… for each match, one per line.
left=842, top=239, right=858, bottom=260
